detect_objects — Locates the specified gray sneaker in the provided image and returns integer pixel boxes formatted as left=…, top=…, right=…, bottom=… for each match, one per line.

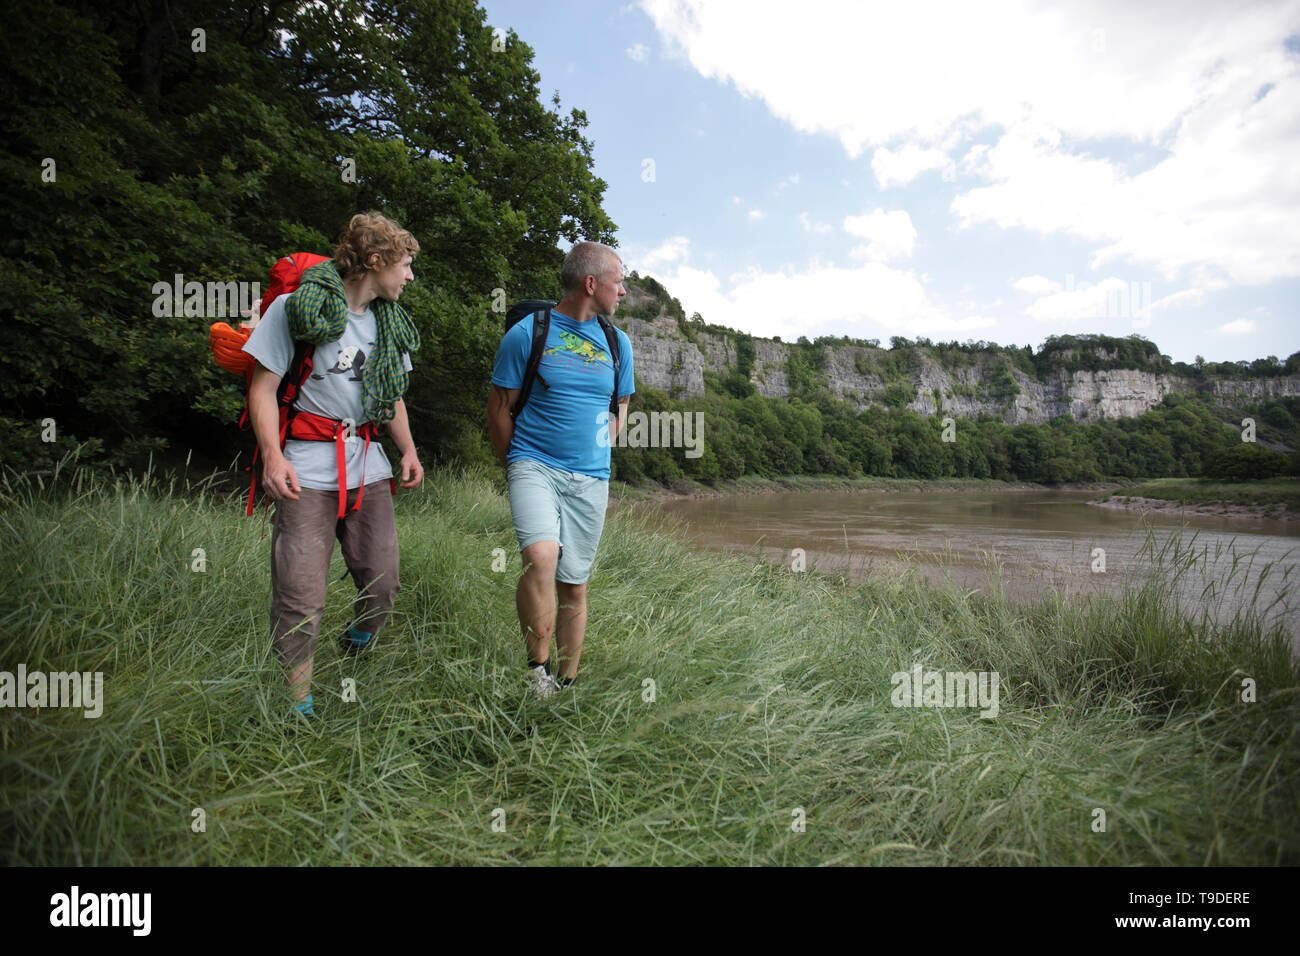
left=526, top=664, right=560, bottom=699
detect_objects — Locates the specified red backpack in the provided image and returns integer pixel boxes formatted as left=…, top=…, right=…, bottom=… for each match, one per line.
left=209, top=252, right=330, bottom=380
left=209, top=252, right=391, bottom=519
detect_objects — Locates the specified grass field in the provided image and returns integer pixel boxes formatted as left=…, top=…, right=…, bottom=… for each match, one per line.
left=1106, top=477, right=1300, bottom=512
left=2, top=460, right=1297, bottom=865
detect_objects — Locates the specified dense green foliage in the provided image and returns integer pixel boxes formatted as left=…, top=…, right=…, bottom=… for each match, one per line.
left=4, top=0, right=614, bottom=472
left=1202, top=443, right=1291, bottom=480
left=1034, top=333, right=1169, bottom=374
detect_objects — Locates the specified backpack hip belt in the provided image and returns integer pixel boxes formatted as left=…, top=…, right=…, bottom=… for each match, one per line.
left=284, top=410, right=388, bottom=519
left=246, top=407, right=391, bottom=520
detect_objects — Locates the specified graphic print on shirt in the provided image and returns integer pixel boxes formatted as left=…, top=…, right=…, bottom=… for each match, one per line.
left=311, top=345, right=366, bottom=382
left=543, top=329, right=610, bottom=373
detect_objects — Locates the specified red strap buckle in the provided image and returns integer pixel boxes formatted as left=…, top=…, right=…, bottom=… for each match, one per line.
left=285, top=412, right=375, bottom=518
left=248, top=410, right=381, bottom=522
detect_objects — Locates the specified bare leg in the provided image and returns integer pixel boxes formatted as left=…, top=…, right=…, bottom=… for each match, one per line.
left=554, top=581, right=588, bottom=680
left=517, top=541, right=560, bottom=663
left=287, top=659, right=312, bottom=702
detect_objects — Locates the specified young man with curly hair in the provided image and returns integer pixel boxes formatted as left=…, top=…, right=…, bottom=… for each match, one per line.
left=243, top=211, right=424, bottom=719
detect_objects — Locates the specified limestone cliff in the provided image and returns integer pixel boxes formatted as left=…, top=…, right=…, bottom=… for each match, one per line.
left=611, top=285, right=1299, bottom=424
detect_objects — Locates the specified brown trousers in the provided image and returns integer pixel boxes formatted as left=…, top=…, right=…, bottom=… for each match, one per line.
left=270, top=480, right=400, bottom=669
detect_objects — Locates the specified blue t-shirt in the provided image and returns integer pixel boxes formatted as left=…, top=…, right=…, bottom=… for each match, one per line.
left=491, top=309, right=635, bottom=480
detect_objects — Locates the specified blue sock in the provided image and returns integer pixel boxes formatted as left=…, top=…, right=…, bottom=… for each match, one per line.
left=347, top=625, right=373, bottom=648
left=292, top=694, right=315, bottom=717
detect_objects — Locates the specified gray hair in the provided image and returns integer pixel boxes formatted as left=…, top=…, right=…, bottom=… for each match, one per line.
left=561, top=241, right=622, bottom=293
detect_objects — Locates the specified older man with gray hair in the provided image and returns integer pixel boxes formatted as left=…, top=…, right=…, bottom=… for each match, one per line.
left=486, top=241, right=635, bottom=698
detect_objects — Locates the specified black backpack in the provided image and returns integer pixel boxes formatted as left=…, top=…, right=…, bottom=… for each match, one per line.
left=504, top=299, right=623, bottom=420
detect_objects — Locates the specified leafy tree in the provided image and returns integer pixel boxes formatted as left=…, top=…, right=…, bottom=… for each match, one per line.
left=881, top=382, right=915, bottom=408
left=988, top=361, right=1021, bottom=399
left=3, top=0, right=615, bottom=471
left=1202, top=444, right=1287, bottom=480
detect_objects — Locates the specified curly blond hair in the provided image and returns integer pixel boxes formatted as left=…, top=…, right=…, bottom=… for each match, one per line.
left=332, top=211, right=420, bottom=278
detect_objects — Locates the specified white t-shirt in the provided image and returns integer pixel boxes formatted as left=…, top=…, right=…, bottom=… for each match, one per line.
left=242, top=293, right=412, bottom=491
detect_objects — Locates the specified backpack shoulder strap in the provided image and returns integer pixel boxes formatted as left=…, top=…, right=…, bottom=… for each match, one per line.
left=597, top=315, right=623, bottom=415
left=511, top=309, right=550, bottom=419
left=242, top=340, right=317, bottom=518
left=276, top=341, right=315, bottom=410
left=238, top=340, right=314, bottom=432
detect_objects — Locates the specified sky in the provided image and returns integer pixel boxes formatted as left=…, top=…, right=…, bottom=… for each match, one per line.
left=477, top=0, right=1300, bottom=364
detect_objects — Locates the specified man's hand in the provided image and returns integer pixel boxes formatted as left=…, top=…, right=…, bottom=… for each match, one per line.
left=386, top=398, right=422, bottom=488
left=248, top=362, right=301, bottom=500
left=399, top=450, right=424, bottom=488
left=245, top=364, right=301, bottom=504
left=262, top=454, right=301, bottom=501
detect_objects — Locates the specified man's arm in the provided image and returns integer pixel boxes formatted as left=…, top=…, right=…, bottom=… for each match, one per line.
left=610, top=396, right=630, bottom=449
left=247, top=362, right=300, bottom=500
left=486, top=384, right=519, bottom=468
left=387, top=398, right=423, bottom=488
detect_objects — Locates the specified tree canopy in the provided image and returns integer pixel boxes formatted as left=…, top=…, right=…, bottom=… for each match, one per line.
left=4, top=0, right=615, bottom=471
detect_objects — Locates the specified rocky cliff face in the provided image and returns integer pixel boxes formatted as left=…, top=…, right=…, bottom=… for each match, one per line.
left=612, top=298, right=1300, bottom=424
left=619, top=315, right=705, bottom=396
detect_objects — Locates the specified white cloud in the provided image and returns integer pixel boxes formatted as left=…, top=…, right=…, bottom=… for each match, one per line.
left=952, top=78, right=1300, bottom=285
left=1021, top=275, right=1156, bottom=326
left=872, top=144, right=953, bottom=188
left=775, top=172, right=801, bottom=191
left=636, top=235, right=994, bottom=340
left=1150, top=287, right=1213, bottom=312
left=842, top=209, right=917, bottom=262
left=642, top=0, right=1300, bottom=286
left=748, top=209, right=766, bottom=221
left=633, top=236, right=692, bottom=272
left=643, top=0, right=1295, bottom=150
left=1016, top=275, right=1225, bottom=320
left=731, top=195, right=742, bottom=204
left=1215, top=317, right=1258, bottom=335
left=626, top=42, right=649, bottom=62
left=1011, top=275, right=1063, bottom=296
left=799, top=212, right=831, bottom=234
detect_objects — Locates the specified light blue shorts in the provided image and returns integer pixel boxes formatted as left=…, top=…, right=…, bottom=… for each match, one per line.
left=506, top=458, right=610, bottom=584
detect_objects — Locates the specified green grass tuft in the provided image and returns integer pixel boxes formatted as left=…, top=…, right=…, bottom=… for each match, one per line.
left=2, top=459, right=1297, bottom=865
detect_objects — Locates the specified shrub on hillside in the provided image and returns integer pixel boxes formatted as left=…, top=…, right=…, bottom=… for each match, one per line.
left=1201, top=444, right=1288, bottom=480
